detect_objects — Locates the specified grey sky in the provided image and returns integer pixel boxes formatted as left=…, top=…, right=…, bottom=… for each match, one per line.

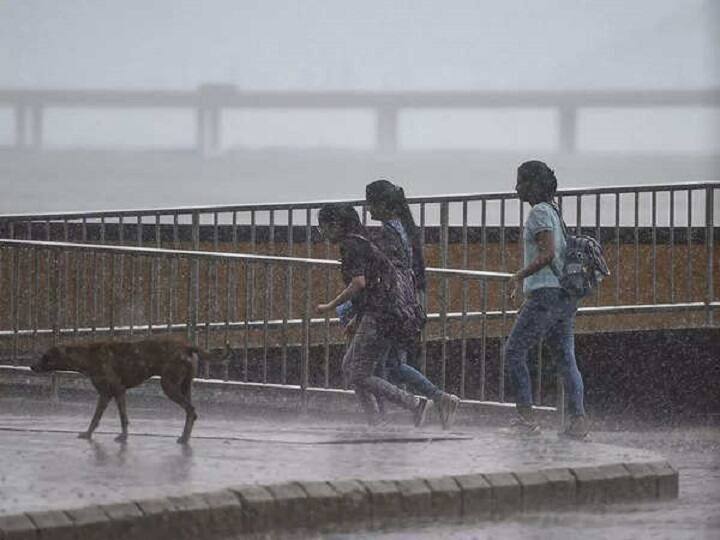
left=1, top=0, right=718, bottom=91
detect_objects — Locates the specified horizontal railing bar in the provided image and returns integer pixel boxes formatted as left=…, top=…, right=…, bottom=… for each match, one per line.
left=0, top=239, right=338, bottom=266
left=0, top=239, right=515, bottom=280
left=2, top=302, right=715, bottom=339
left=0, top=182, right=717, bottom=223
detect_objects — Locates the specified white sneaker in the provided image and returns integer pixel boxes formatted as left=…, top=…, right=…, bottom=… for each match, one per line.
left=436, top=392, right=461, bottom=430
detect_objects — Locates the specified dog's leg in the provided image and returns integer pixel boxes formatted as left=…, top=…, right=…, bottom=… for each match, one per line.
left=161, top=372, right=197, bottom=444
left=79, top=394, right=111, bottom=439
left=114, top=391, right=129, bottom=443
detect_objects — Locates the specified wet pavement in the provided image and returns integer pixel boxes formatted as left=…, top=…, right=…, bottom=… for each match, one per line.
left=325, top=427, right=720, bottom=540
left=0, top=397, right=665, bottom=519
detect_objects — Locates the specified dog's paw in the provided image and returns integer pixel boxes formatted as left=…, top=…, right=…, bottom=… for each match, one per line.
left=114, top=434, right=128, bottom=443
left=77, top=432, right=92, bottom=440
left=177, top=436, right=190, bottom=444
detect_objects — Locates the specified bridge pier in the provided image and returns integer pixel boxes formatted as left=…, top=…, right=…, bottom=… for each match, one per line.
left=196, top=106, right=221, bottom=157
left=558, top=106, right=576, bottom=154
left=376, top=106, right=398, bottom=153
left=13, top=104, right=43, bottom=150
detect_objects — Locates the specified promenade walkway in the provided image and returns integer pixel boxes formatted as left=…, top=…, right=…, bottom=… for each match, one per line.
left=0, top=395, right=679, bottom=539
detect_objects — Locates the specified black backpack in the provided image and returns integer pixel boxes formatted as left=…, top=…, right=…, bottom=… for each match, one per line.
left=547, top=204, right=610, bottom=298
left=348, top=234, right=427, bottom=343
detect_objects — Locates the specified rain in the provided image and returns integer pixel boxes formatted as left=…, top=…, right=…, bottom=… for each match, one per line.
left=0, top=1, right=718, bottom=539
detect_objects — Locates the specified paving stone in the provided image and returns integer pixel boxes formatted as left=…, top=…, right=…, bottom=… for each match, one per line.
left=296, top=480, right=342, bottom=527
left=647, top=461, right=679, bottom=499
left=360, top=479, right=403, bottom=524
left=327, top=480, right=371, bottom=523
left=595, top=463, right=634, bottom=502
left=231, top=485, right=275, bottom=533
left=0, top=513, right=38, bottom=540
left=65, top=506, right=111, bottom=540
left=539, top=467, right=576, bottom=507
left=134, top=496, right=179, bottom=539
left=265, top=482, right=308, bottom=530
left=483, top=472, right=522, bottom=516
left=513, top=471, right=552, bottom=511
left=453, top=473, right=492, bottom=518
left=101, top=501, right=145, bottom=537
left=570, top=465, right=604, bottom=505
left=394, top=478, right=432, bottom=519
left=424, top=476, right=462, bottom=517
left=25, top=510, right=75, bottom=540
left=623, top=462, right=659, bottom=500
left=167, top=493, right=211, bottom=539
left=200, top=489, right=244, bottom=537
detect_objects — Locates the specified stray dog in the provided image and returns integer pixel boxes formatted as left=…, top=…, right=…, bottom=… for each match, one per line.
left=31, top=338, right=201, bottom=444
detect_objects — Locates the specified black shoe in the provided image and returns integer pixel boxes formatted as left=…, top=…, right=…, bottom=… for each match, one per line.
left=413, top=397, right=433, bottom=428
left=559, top=415, right=590, bottom=440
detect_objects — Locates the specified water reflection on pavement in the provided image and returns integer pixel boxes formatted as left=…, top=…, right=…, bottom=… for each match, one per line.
left=325, top=427, right=720, bottom=540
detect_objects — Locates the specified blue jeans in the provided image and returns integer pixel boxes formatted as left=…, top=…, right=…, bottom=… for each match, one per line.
left=343, top=314, right=419, bottom=421
left=506, top=287, right=585, bottom=417
left=381, top=345, right=441, bottom=400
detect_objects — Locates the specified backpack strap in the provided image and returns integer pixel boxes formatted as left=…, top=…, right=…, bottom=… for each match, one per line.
left=539, top=202, right=567, bottom=280
left=544, top=202, right=569, bottom=240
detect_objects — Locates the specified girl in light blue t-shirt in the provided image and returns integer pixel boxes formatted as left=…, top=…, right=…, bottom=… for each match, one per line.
left=507, top=161, right=589, bottom=439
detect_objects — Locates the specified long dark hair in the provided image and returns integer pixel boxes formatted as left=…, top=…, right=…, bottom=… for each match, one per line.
left=318, top=203, right=364, bottom=236
left=366, top=179, right=426, bottom=291
left=517, top=160, right=558, bottom=203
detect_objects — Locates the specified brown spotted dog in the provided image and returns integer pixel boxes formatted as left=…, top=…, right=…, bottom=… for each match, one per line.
left=31, top=338, right=201, bottom=444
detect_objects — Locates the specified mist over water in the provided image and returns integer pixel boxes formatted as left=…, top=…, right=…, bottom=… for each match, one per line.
left=1, top=0, right=719, bottom=214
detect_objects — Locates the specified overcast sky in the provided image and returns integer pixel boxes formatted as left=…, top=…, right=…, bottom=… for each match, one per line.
left=1, top=0, right=718, bottom=91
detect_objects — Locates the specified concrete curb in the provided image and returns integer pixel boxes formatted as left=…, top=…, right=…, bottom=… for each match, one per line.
left=0, top=365, right=558, bottom=425
left=0, top=461, right=679, bottom=539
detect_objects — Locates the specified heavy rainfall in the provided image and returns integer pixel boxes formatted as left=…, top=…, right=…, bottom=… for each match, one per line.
left=0, top=1, right=718, bottom=539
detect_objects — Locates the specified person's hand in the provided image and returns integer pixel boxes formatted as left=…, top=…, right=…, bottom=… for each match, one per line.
left=316, top=302, right=333, bottom=314
left=509, top=272, right=522, bottom=302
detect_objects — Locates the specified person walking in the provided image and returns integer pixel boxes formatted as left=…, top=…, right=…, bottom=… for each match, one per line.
left=315, top=203, right=432, bottom=427
left=507, top=160, right=589, bottom=439
left=365, top=179, right=460, bottom=429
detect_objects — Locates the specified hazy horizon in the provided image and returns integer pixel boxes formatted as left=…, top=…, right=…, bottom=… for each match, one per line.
left=1, top=1, right=718, bottom=213
left=1, top=0, right=718, bottom=92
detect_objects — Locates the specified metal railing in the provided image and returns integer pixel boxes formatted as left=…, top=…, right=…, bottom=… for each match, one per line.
left=1, top=181, right=717, bottom=325
left=0, top=239, right=530, bottom=404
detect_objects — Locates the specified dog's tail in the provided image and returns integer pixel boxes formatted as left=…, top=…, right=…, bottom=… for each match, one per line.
left=185, top=342, right=234, bottom=376
left=186, top=341, right=233, bottom=361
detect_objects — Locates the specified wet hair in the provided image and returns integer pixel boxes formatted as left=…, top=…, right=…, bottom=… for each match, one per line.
left=365, top=179, right=426, bottom=291
left=318, top=203, right=363, bottom=235
left=517, top=160, right=557, bottom=202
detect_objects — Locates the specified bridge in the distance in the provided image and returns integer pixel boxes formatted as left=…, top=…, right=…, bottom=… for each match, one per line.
left=2, top=85, right=719, bottom=156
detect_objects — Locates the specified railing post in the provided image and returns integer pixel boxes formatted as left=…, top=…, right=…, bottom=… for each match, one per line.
left=188, top=212, right=200, bottom=343
left=301, top=265, right=312, bottom=413
left=556, top=374, right=566, bottom=429
left=439, top=201, right=450, bottom=389
left=50, top=248, right=61, bottom=401
left=706, top=186, right=715, bottom=326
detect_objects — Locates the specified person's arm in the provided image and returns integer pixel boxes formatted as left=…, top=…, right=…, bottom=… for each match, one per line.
left=513, top=230, right=555, bottom=281
left=317, top=275, right=366, bottom=314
